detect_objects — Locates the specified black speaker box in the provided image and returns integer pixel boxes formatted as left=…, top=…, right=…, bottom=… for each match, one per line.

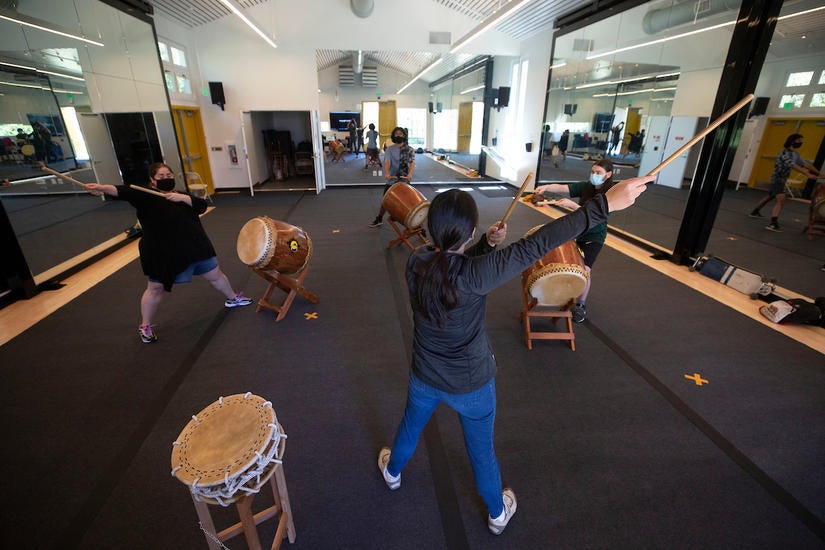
left=564, top=103, right=579, bottom=115
left=497, top=86, right=510, bottom=107
left=209, top=81, right=225, bottom=110
left=750, top=96, right=769, bottom=117
left=428, top=101, right=434, bottom=114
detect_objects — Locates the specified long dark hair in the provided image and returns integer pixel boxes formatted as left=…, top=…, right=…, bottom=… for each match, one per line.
left=580, top=158, right=615, bottom=202
left=784, top=133, right=803, bottom=148
left=148, top=162, right=171, bottom=180
left=410, top=189, right=478, bottom=326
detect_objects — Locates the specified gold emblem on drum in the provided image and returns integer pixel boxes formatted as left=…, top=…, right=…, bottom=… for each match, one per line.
left=289, top=239, right=299, bottom=252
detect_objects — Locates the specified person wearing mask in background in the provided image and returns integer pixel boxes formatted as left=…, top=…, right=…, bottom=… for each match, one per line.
left=364, top=123, right=380, bottom=170
left=378, top=175, right=652, bottom=535
left=534, top=158, right=621, bottom=323
left=369, top=127, right=415, bottom=228
left=81, top=163, right=252, bottom=344
left=347, top=118, right=358, bottom=155
left=557, top=129, right=570, bottom=161
left=749, top=133, right=824, bottom=232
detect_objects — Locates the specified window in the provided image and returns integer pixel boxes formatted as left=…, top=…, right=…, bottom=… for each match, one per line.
left=810, top=93, right=825, bottom=108
left=786, top=71, right=813, bottom=87
left=820, top=70, right=825, bottom=85
left=397, top=108, right=426, bottom=147
left=158, top=38, right=193, bottom=99
left=778, top=94, right=805, bottom=109
left=170, top=46, right=187, bottom=67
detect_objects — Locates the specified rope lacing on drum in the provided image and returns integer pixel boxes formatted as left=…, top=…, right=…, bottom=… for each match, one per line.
left=243, top=392, right=252, bottom=399
left=218, top=396, right=224, bottom=406
left=192, top=414, right=200, bottom=423
left=171, top=465, right=182, bottom=476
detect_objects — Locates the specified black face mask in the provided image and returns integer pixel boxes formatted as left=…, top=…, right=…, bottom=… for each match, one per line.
left=391, top=135, right=404, bottom=144
left=792, top=142, right=803, bottom=149
left=156, top=178, right=176, bottom=192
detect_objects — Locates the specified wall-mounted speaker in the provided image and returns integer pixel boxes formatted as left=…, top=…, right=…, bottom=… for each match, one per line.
left=563, top=103, right=578, bottom=115
left=209, top=81, right=225, bottom=111
left=428, top=101, right=434, bottom=114
left=436, top=102, right=442, bottom=113
left=496, top=86, right=510, bottom=108
left=749, top=96, right=769, bottom=117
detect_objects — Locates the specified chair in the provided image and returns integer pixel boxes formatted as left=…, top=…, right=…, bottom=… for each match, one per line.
left=185, top=171, right=213, bottom=204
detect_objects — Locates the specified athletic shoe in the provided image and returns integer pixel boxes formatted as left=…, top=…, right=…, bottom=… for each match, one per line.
left=369, top=217, right=383, bottom=228
left=748, top=211, right=763, bottom=218
left=139, top=324, right=157, bottom=344
left=377, top=447, right=401, bottom=490
left=225, top=294, right=253, bottom=308
left=820, top=264, right=825, bottom=272
left=570, top=303, right=586, bottom=323
left=765, top=223, right=783, bottom=232
left=488, top=488, right=518, bottom=535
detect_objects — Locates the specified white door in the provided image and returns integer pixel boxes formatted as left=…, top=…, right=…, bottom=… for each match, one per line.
left=77, top=113, right=121, bottom=185
left=310, top=109, right=326, bottom=194
left=240, top=111, right=256, bottom=196
left=638, top=115, right=670, bottom=176
left=657, top=116, right=702, bottom=189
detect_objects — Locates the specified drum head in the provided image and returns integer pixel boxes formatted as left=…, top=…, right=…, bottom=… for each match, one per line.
left=171, top=393, right=276, bottom=487
left=236, top=217, right=272, bottom=267
left=527, top=267, right=588, bottom=307
left=405, top=202, right=429, bottom=229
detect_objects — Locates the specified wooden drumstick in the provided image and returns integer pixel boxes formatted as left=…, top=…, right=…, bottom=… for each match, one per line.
left=40, top=163, right=91, bottom=189
left=646, top=94, right=755, bottom=177
left=128, top=184, right=168, bottom=197
left=498, top=172, right=534, bottom=229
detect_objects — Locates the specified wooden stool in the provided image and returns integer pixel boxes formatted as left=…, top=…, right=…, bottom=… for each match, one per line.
left=254, top=267, right=319, bottom=321
left=386, top=218, right=429, bottom=251
left=192, top=462, right=295, bottom=550
left=520, top=279, right=575, bottom=350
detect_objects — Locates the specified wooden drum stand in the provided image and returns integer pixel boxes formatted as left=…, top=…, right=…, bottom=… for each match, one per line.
left=520, top=277, right=576, bottom=351
left=254, top=267, right=318, bottom=322
left=386, top=219, right=429, bottom=251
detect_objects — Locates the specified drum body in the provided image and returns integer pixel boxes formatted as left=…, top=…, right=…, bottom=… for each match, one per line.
left=171, top=392, right=286, bottom=506
left=523, top=229, right=588, bottom=306
left=236, top=217, right=312, bottom=275
left=382, top=182, right=429, bottom=229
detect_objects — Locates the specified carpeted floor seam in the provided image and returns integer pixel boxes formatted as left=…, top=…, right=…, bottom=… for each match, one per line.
left=584, top=319, right=825, bottom=543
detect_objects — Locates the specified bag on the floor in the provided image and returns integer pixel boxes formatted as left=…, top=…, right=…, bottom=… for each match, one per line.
left=691, top=255, right=775, bottom=298
left=759, top=297, right=825, bottom=325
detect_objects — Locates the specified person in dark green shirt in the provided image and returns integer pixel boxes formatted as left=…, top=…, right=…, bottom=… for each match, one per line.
left=534, top=158, right=616, bottom=323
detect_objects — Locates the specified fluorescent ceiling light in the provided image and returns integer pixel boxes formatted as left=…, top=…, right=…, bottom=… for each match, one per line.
left=0, top=61, right=84, bottom=82
left=576, top=72, right=680, bottom=90
left=587, top=20, right=735, bottom=60
left=549, top=62, right=567, bottom=70
left=397, top=57, right=443, bottom=94
left=216, top=0, right=277, bottom=49
left=0, top=13, right=104, bottom=47
left=778, top=5, right=825, bottom=20
left=593, top=86, right=677, bottom=98
left=450, top=0, right=531, bottom=54
left=460, top=84, right=485, bottom=94
left=0, top=80, right=83, bottom=94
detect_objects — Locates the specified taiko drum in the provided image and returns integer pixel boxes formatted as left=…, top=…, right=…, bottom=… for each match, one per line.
left=522, top=226, right=589, bottom=307
left=236, top=216, right=312, bottom=275
left=382, top=182, right=429, bottom=229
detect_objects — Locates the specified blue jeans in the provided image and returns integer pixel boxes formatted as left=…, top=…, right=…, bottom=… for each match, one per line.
left=388, top=371, right=503, bottom=517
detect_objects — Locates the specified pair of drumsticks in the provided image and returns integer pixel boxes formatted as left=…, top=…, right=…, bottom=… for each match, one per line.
left=39, top=163, right=170, bottom=197
left=497, top=94, right=756, bottom=229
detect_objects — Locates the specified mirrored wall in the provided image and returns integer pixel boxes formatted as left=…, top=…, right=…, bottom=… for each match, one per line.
left=539, top=0, right=825, bottom=298
left=0, top=0, right=180, bottom=290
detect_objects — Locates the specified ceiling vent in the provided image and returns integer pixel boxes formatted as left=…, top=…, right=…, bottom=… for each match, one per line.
left=429, top=31, right=451, bottom=45
left=361, top=66, right=378, bottom=87
left=339, top=65, right=355, bottom=86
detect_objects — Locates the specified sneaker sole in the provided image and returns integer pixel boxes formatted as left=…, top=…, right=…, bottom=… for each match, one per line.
left=225, top=301, right=253, bottom=308
left=378, top=448, right=400, bottom=490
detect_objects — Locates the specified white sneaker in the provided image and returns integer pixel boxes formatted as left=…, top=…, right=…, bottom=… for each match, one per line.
left=377, top=447, right=400, bottom=490
left=488, top=488, right=517, bottom=535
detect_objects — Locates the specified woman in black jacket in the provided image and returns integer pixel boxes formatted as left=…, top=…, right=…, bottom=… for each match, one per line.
left=378, top=174, right=652, bottom=535
left=84, top=163, right=251, bottom=343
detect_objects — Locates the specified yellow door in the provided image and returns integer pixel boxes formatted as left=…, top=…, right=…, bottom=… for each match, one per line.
left=378, top=100, right=397, bottom=146
left=458, top=102, right=473, bottom=153
left=172, top=106, right=214, bottom=193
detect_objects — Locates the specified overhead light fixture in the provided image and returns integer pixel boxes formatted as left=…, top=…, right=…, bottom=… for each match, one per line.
left=460, top=84, right=485, bottom=95
left=449, top=0, right=531, bottom=54
left=549, top=62, right=567, bottom=70
left=592, top=86, right=677, bottom=98
left=778, top=5, right=825, bottom=20
left=576, top=72, right=680, bottom=90
left=0, top=61, right=84, bottom=82
left=0, top=13, right=103, bottom=47
left=216, top=0, right=277, bottom=49
left=0, top=80, right=83, bottom=94
left=397, top=57, right=443, bottom=94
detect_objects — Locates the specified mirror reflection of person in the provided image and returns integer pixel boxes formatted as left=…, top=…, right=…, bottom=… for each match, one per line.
left=377, top=175, right=652, bottom=535
left=82, top=162, right=252, bottom=344
left=749, top=133, right=824, bottom=232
